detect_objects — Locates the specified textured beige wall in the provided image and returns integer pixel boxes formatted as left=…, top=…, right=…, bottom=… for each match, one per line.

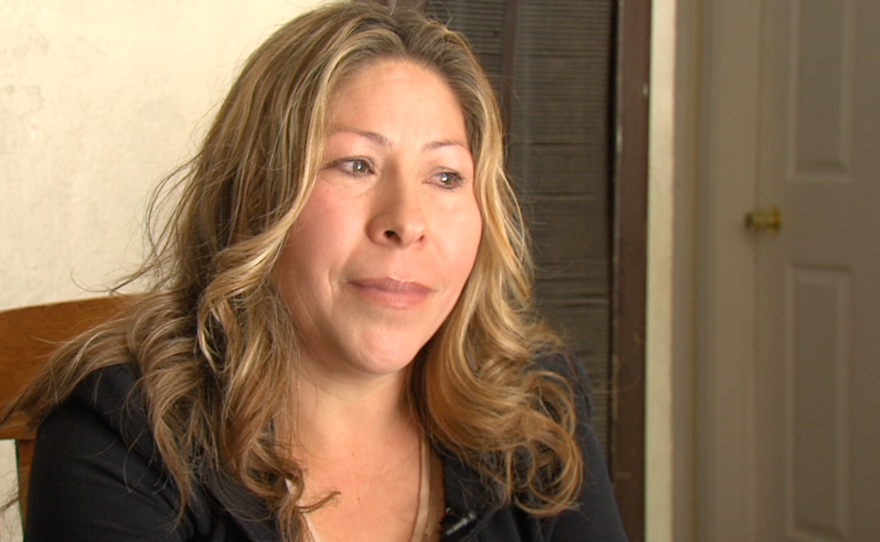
left=0, top=1, right=322, bottom=538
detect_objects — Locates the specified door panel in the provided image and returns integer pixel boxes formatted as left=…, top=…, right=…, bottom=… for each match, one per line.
left=785, top=267, right=850, bottom=539
left=754, top=1, right=880, bottom=540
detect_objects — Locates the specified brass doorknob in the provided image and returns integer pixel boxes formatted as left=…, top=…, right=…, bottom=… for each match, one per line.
left=746, top=205, right=782, bottom=235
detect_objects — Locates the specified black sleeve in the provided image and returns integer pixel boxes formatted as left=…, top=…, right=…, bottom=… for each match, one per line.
left=25, top=395, right=194, bottom=542
left=544, top=356, right=629, bottom=542
left=22, top=365, right=209, bottom=542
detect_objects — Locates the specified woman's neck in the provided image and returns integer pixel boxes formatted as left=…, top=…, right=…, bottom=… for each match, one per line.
left=292, top=358, right=416, bottom=459
left=289, top=359, right=423, bottom=517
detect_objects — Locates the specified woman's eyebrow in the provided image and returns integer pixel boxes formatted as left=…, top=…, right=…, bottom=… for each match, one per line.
left=329, top=127, right=393, bottom=147
left=422, top=139, right=468, bottom=152
left=328, top=128, right=467, bottom=153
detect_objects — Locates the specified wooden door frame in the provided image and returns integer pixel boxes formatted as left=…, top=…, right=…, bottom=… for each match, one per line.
left=610, top=0, right=650, bottom=541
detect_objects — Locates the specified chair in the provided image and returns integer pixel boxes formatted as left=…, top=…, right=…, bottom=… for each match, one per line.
left=0, top=297, right=124, bottom=527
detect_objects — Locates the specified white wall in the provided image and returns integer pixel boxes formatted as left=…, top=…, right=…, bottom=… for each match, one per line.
left=0, top=1, right=322, bottom=538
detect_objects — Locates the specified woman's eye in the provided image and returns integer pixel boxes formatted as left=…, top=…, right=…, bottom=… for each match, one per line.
left=338, top=159, right=372, bottom=176
left=436, top=171, right=464, bottom=188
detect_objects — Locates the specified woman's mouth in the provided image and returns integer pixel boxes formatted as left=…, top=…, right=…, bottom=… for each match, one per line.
left=348, top=277, right=433, bottom=308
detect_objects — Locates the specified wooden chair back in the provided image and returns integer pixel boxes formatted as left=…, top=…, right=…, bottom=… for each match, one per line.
left=0, top=297, right=123, bottom=526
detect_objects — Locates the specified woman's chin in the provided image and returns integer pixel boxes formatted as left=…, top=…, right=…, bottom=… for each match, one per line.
left=347, top=348, right=420, bottom=380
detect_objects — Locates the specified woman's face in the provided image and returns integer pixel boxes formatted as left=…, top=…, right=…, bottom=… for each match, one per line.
left=274, top=59, right=482, bottom=385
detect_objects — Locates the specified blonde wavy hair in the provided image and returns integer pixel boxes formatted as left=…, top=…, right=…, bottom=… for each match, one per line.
left=7, top=2, right=583, bottom=539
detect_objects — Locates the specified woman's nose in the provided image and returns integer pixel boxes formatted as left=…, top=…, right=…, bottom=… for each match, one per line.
left=367, top=172, right=427, bottom=247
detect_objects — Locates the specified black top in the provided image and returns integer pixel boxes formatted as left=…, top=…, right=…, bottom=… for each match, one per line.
left=26, top=359, right=628, bottom=541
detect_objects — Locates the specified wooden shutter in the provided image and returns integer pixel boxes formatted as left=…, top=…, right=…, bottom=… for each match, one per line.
left=427, top=0, right=615, bottom=452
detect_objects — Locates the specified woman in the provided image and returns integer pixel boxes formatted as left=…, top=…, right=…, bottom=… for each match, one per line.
left=7, top=2, right=628, bottom=541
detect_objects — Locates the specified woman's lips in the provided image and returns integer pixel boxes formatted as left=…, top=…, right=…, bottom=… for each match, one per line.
left=348, top=277, right=433, bottom=308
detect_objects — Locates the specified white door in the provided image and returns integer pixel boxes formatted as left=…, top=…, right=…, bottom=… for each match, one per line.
left=752, top=1, right=880, bottom=540
left=698, top=1, right=880, bottom=541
